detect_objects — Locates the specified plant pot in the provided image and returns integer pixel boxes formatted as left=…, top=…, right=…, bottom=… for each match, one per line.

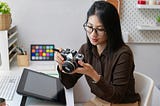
left=0, top=14, right=11, bottom=30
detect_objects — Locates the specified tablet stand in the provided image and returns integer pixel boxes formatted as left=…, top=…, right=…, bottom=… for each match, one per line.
left=20, top=96, right=27, bottom=106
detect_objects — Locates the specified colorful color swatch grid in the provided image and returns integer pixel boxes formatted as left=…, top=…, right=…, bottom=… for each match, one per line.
left=31, top=45, right=54, bottom=61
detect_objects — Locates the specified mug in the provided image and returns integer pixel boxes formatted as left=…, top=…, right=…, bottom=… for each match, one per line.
left=0, top=98, right=8, bottom=106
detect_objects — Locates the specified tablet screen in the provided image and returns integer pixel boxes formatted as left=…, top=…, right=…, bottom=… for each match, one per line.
left=17, top=68, right=66, bottom=104
left=24, top=71, right=57, bottom=99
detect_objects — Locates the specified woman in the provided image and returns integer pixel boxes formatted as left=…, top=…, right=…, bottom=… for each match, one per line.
left=54, top=1, right=140, bottom=106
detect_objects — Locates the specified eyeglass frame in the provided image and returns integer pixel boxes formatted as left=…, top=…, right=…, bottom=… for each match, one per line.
left=83, top=23, right=106, bottom=36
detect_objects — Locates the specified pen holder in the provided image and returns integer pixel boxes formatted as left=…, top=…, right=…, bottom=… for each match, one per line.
left=17, top=54, right=29, bottom=67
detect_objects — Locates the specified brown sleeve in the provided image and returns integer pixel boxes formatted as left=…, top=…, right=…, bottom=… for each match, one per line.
left=95, top=52, right=134, bottom=103
left=57, top=66, right=82, bottom=89
left=57, top=45, right=87, bottom=89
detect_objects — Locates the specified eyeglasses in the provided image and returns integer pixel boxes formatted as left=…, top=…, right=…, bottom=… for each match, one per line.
left=83, top=23, right=105, bottom=35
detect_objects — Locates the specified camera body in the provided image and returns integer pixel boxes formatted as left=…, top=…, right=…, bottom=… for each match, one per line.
left=61, top=48, right=84, bottom=73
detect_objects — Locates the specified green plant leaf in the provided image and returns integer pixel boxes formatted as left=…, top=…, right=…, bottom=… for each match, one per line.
left=0, top=2, right=11, bottom=14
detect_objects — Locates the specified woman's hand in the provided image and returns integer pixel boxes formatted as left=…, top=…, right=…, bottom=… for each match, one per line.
left=73, top=61, right=101, bottom=82
left=54, top=48, right=64, bottom=71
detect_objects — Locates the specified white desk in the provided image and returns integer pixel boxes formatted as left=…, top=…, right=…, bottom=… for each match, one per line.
left=0, top=62, right=83, bottom=106
left=3, top=62, right=160, bottom=106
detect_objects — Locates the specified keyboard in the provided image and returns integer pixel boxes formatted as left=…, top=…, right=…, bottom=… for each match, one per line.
left=0, top=75, right=20, bottom=101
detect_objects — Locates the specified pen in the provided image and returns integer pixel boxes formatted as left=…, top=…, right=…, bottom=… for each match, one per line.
left=16, top=47, right=23, bottom=54
left=23, top=51, right=27, bottom=55
left=16, top=47, right=26, bottom=55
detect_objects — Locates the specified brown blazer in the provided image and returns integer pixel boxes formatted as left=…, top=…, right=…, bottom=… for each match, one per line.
left=57, top=43, right=140, bottom=104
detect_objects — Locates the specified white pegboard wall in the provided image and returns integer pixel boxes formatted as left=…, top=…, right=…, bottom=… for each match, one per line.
left=121, top=0, right=160, bottom=43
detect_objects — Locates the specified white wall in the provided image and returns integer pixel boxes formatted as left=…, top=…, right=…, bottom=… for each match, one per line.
left=4, top=0, right=160, bottom=89
left=129, top=43, right=160, bottom=86
left=5, top=0, right=95, bottom=51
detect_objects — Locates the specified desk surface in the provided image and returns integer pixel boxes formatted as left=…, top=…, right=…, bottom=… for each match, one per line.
left=1, top=62, right=160, bottom=106
left=0, top=61, right=83, bottom=106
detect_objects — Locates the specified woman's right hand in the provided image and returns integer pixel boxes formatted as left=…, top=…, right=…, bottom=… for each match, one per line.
left=54, top=48, right=64, bottom=71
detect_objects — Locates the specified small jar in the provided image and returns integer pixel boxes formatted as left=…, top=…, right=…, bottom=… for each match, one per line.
left=146, top=0, right=149, bottom=4
left=149, top=0, right=157, bottom=5
left=157, top=0, right=160, bottom=5
left=138, top=0, right=146, bottom=4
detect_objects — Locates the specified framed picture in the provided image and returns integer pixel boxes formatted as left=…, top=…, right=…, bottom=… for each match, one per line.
left=30, top=44, right=55, bottom=61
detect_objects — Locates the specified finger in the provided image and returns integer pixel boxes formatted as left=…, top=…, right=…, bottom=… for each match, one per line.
left=58, top=53, right=64, bottom=61
left=73, top=67, right=86, bottom=75
left=78, top=61, right=84, bottom=66
left=55, top=51, right=64, bottom=61
left=78, top=61, right=90, bottom=68
left=72, top=68, right=81, bottom=74
left=56, top=58, right=64, bottom=65
left=54, top=55, right=64, bottom=65
left=58, top=48, right=63, bottom=52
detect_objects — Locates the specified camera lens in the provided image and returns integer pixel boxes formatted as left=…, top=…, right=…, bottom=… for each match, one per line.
left=77, top=54, right=83, bottom=58
left=75, top=54, right=84, bottom=60
left=62, top=61, right=76, bottom=73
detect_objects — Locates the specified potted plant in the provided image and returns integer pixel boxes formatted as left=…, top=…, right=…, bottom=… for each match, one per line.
left=156, top=15, right=160, bottom=26
left=0, top=1, right=11, bottom=30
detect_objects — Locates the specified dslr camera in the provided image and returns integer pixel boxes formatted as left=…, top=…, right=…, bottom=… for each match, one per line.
left=60, top=48, right=84, bottom=73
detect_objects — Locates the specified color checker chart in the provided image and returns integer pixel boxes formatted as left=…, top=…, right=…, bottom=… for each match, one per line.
left=31, top=44, right=55, bottom=61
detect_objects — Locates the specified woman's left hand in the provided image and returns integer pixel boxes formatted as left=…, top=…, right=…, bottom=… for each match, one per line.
left=72, top=61, right=100, bottom=82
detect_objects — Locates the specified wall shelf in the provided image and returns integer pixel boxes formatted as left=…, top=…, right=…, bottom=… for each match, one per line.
left=9, top=38, right=18, bottom=48
left=137, top=4, right=160, bottom=9
left=8, top=31, right=18, bottom=41
left=136, top=4, right=160, bottom=31
left=9, top=52, right=17, bottom=63
left=0, top=26, right=18, bottom=70
left=9, top=46, right=17, bottom=55
left=137, top=25, right=160, bottom=30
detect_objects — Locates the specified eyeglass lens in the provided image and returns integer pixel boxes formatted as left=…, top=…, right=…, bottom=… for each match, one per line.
left=83, top=24, right=105, bottom=35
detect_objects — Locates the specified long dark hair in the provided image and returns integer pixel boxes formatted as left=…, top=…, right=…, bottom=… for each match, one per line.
left=85, top=1, right=124, bottom=58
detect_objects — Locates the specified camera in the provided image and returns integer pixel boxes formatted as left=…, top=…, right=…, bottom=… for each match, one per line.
left=60, top=48, right=84, bottom=73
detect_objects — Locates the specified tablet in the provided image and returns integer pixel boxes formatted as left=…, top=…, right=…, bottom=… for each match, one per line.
left=17, top=68, right=66, bottom=104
